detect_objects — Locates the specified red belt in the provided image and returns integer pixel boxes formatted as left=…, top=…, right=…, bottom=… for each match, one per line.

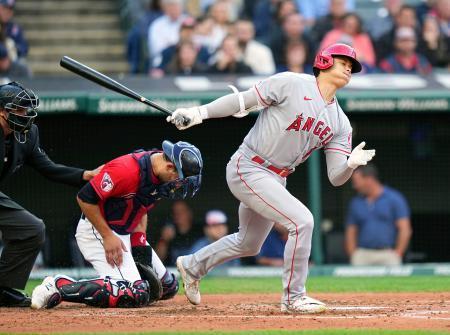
left=251, top=156, right=293, bottom=178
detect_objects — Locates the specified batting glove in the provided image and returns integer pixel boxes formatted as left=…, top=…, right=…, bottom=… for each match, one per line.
left=166, top=106, right=207, bottom=130
left=347, top=141, right=376, bottom=169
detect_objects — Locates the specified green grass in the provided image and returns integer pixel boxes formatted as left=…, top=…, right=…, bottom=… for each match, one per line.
left=25, top=275, right=450, bottom=296
left=2, top=330, right=449, bottom=335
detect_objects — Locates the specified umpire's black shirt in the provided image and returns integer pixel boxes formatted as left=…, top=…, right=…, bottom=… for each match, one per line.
left=0, top=124, right=85, bottom=209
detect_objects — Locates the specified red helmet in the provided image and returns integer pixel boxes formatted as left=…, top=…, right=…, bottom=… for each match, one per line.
left=313, top=43, right=362, bottom=76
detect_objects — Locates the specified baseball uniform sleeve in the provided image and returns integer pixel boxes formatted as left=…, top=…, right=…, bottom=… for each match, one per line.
left=253, top=72, right=293, bottom=107
left=324, top=114, right=353, bottom=156
left=89, top=161, right=128, bottom=200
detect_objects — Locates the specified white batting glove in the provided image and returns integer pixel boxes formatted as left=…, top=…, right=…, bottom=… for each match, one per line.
left=347, top=141, right=376, bottom=169
left=166, top=106, right=207, bottom=130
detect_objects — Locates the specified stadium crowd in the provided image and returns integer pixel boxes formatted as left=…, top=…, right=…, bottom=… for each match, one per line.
left=0, top=0, right=31, bottom=82
left=127, top=0, right=449, bottom=76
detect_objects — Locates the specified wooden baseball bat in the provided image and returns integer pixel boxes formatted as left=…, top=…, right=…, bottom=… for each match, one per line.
left=59, top=56, right=189, bottom=125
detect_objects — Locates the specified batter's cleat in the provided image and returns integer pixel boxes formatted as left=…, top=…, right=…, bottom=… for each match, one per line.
left=281, top=296, right=327, bottom=314
left=31, top=276, right=62, bottom=309
left=176, top=256, right=201, bottom=305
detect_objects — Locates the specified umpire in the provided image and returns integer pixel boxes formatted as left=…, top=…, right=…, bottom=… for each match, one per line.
left=0, top=82, right=99, bottom=307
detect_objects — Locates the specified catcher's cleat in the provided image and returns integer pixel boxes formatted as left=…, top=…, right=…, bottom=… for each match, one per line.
left=176, top=256, right=200, bottom=305
left=281, top=295, right=327, bottom=314
left=31, top=276, right=62, bottom=309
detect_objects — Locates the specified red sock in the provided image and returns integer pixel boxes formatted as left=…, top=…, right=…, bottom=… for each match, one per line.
left=131, top=232, right=147, bottom=247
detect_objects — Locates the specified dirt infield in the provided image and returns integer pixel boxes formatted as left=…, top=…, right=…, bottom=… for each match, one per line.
left=1, top=292, right=449, bottom=333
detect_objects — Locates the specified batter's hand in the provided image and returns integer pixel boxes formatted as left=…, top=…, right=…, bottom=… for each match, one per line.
left=166, top=106, right=204, bottom=130
left=103, top=233, right=127, bottom=267
left=83, top=164, right=104, bottom=181
left=347, top=142, right=375, bottom=169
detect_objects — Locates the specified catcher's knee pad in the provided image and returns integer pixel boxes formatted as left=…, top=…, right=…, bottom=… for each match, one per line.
left=161, top=272, right=179, bottom=300
left=57, top=277, right=150, bottom=308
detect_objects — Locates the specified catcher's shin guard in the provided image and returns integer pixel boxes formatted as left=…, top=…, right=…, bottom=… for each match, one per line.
left=56, top=276, right=150, bottom=308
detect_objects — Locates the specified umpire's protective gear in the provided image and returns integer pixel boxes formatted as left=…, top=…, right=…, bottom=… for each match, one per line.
left=0, top=82, right=38, bottom=142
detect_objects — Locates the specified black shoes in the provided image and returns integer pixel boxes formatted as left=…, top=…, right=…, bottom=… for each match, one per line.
left=0, top=286, right=31, bottom=307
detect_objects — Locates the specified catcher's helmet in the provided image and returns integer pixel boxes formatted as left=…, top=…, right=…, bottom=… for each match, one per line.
left=313, top=43, right=362, bottom=76
left=0, top=82, right=39, bottom=139
left=159, top=140, right=203, bottom=200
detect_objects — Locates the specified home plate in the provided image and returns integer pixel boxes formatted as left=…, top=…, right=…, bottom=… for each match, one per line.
left=329, top=306, right=389, bottom=311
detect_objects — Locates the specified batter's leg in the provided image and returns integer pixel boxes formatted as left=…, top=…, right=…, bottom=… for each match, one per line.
left=227, top=154, right=316, bottom=307
left=181, top=202, right=274, bottom=279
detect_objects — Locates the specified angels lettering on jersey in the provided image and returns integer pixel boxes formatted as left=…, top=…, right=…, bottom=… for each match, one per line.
left=285, top=113, right=334, bottom=147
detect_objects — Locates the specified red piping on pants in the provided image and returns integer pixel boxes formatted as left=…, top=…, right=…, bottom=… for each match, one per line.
left=236, top=154, right=299, bottom=304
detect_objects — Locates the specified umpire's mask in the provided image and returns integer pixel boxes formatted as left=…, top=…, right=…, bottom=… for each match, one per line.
left=0, top=82, right=39, bottom=143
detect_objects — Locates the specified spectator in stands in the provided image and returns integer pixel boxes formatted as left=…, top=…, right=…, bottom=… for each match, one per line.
left=368, top=0, right=403, bottom=41
left=0, top=43, right=30, bottom=80
left=256, top=223, right=287, bottom=266
left=156, top=17, right=210, bottom=76
left=127, top=0, right=162, bottom=73
left=190, top=209, right=240, bottom=267
left=415, top=0, right=435, bottom=25
left=148, top=0, right=187, bottom=70
left=422, top=14, right=449, bottom=68
left=235, top=19, right=275, bottom=75
left=208, top=34, right=253, bottom=74
left=199, top=0, right=242, bottom=22
left=156, top=200, right=202, bottom=266
left=345, top=164, right=412, bottom=266
left=434, top=0, right=450, bottom=37
left=320, top=13, right=376, bottom=71
left=379, top=26, right=432, bottom=75
left=310, top=0, right=349, bottom=50
left=277, top=40, right=312, bottom=74
left=270, top=13, right=313, bottom=69
left=295, top=0, right=355, bottom=28
left=194, top=0, right=232, bottom=54
left=0, top=0, right=27, bottom=60
left=165, top=40, right=208, bottom=75
left=375, top=5, right=425, bottom=63
left=241, top=0, right=260, bottom=21
left=253, top=0, right=297, bottom=44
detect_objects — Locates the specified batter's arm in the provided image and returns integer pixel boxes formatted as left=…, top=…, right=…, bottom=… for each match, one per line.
left=325, top=151, right=354, bottom=187
left=166, top=89, right=258, bottom=130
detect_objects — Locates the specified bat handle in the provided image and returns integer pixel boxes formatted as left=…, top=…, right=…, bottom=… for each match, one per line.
left=174, top=114, right=191, bottom=127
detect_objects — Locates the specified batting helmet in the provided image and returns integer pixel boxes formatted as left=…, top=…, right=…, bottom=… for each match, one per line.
left=313, top=43, right=362, bottom=76
left=159, top=140, right=203, bottom=200
left=0, top=82, right=39, bottom=139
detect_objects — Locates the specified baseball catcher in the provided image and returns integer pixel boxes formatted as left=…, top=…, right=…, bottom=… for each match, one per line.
left=31, top=140, right=203, bottom=308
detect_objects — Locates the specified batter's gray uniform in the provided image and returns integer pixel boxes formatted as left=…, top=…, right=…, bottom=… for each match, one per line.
left=182, top=72, right=353, bottom=305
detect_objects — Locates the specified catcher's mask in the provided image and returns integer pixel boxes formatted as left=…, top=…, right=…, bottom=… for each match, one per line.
left=159, top=140, right=203, bottom=200
left=0, top=82, right=39, bottom=143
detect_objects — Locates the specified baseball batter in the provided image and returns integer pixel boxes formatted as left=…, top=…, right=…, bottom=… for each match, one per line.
left=167, top=44, right=375, bottom=313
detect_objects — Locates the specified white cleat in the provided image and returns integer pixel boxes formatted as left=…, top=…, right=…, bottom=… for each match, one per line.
left=281, top=295, right=327, bottom=314
left=176, top=256, right=201, bottom=305
left=31, top=276, right=61, bottom=309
